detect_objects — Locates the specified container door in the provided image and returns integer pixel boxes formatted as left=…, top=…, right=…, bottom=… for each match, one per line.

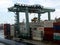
left=32, top=30, right=44, bottom=40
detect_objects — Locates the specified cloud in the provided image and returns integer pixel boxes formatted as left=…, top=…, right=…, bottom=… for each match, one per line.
left=28, top=0, right=60, bottom=8
left=51, top=9, right=60, bottom=19
left=0, top=0, right=60, bottom=24
left=0, top=0, right=14, bottom=12
left=0, top=0, right=13, bottom=8
left=0, top=0, right=14, bottom=24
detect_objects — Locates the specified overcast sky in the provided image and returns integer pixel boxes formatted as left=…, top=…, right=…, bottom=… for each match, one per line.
left=0, top=0, right=60, bottom=24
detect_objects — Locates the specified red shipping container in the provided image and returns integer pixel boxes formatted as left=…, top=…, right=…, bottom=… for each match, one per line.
left=43, top=34, right=53, bottom=41
left=54, top=30, right=60, bottom=33
left=44, top=27, right=54, bottom=41
left=44, top=27, right=54, bottom=34
left=4, top=24, right=10, bottom=36
left=53, top=22, right=60, bottom=26
left=53, top=40, right=60, bottom=44
left=44, top=27, right=54, bottom=31
left=44, top=31, right=53, bottom=34
left=4, top=24, right=7, bottom=36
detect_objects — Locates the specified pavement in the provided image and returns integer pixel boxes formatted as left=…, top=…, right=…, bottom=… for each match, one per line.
left=0, top=38, right=35, bottom=45
left=21, top=39, right=58, bottom=45
left=0, top=30, right=34, bottom=45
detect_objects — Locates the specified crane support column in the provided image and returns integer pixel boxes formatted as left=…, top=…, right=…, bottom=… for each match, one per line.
left=14, top=12, right=20, bottom=37
left=38, top=13, right=41, bottom=22
left=48, top=12, right=51, bottom=21
left=25, top=7, right=30, bottom=36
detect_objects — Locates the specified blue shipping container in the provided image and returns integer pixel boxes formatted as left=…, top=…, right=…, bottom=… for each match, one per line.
left=53, top=25, right=60, bottom=30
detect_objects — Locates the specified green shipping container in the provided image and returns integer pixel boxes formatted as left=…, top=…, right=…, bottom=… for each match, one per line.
left=54, top=35, right=60, bottom=40
left=54, top=33, right=60, bottom=40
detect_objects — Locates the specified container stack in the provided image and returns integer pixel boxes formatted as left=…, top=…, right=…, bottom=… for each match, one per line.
left=43, top=21, right=54, bottom=41
left=53, top=22, right=60, bottom=32
left=10, top=25, right=14, bottom=39
left=4, top=24, right=11, bottom=39
left=32, top=27, right=44, bottom=41
left=53, top=22, right=60, bottom=44
left=44, top=21, right=53, bottom=27
left=44, top=28, right=54, bottom=41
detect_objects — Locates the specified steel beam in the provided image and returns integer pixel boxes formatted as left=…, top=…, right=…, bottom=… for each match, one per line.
left=25, top=7, right=30, bottom=36
left=48, top=12, right=51, bottom=21
left=38, top=13, right=41, bottom=22
left=14, top=12, right=20, bottom=37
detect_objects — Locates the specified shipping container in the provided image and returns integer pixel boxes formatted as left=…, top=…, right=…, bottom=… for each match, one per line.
left=44, top=21, right=53, bottom=27
left=53, top=40, right=60, bottom=44
left=53, top=25, right=60, bottom=30
left=44, top=31, right=53, bottom=41
left=44, top=27, right=54, bottom=31
left=4, top=24, right=11, bottom=39
left=54, top=30, right=60, bottom=33
left=19, top=27, right=32, bottom=39
left=10, top=25, right=14, bottom=37
left=44, top=27, right=54, bottom=41
left=53, top=33, right=60, bottom=40
left=53, top=22, right=60, bottom=26
left=4, top=24, right=10, bottom=35
left=37, top=27, right=44, bottom=31
left=43, top=34, right=53, bottom=41
left=44, top=30, right=54, bottom=34
left=54, top=36, right=60, bottom=40
left=32, top=27, right=44, bottom=41
left=53, top=33, right=60, bottom=44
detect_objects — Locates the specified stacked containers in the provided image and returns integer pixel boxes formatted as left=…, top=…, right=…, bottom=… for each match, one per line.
left=43, top=21, right=54, bottom=41
left=32, top=28, right=37, bottom=40
left=4, top=24, right=11, bottom=39
left=53, top=22, right=60, bottom=36
left=53, top=22, right=60, bottom=32
left=53, top=22, right=60, bottom=44
left=10, top=25, right=14, bottom=39
left=54, top=33, right=60, bottom=40
left=44, top=21, right=53, bottom=27
left=32, top=27, right=44, bottom=41
left=44, top=28, right=54, bottom=41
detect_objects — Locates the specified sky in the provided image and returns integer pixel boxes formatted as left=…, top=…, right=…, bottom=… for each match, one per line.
left=0, top=0, right=60, bottom=24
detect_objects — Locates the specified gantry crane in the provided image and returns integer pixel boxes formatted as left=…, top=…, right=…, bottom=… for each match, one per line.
left=8, top=3, right=55, bottom=38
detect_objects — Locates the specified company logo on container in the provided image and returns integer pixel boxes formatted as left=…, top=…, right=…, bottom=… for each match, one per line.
left=37, top=27, right=44, bottom=30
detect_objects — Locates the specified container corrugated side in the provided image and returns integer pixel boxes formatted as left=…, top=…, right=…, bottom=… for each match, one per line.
left=37, top=27, right=44, bottom=31
left=54, top=30, right=60, bottom=33
left=53, top=33, right=60, bottom=40
left=53, top=25, right=60, bottom=30
left=10, top=25, right=14, bottom=37
left=32, top=28, right=44, bottom=41
left=43, top=34, right=53, bottom=41
left=53, top=22, right=60, bottom=26
left=4, top=24, right=11, bottom=39
left=44, top=21, right=53, bottom=27
left=44, top=27, right=54, bottom=41
left=4, top=24, right=10, bottom=36
left=44, top=27, right=54, bottom=31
